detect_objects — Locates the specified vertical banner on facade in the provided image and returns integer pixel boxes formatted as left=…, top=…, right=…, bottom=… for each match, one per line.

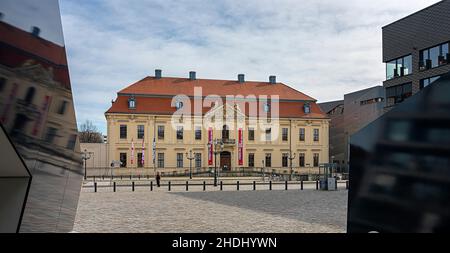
left=208, top=127, right=213, bottom=165
left=141, top=138, right=145, bottom=167
left=152, top=136, right=156, bottom=165
left=32, top=95, right=51, bottom=136
left=238, top=128, right=243, bottom=165
left=131, top=139, right=134, bottom=165
left=0, top=83, right=18, bottom=124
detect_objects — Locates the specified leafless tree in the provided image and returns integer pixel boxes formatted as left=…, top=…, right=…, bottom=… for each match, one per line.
left=79, top=120, right=103, bottom=143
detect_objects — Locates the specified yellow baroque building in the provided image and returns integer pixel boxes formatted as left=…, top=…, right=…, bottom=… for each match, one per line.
left=105, top=70, right=329, bottom=176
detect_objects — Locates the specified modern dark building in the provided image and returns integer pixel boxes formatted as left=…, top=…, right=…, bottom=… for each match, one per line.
left=0, top=0, right=82, bottom=232
left=319, top=86, right=385, bottom=171
left=347, top=71, right=450, bottom=233
left=382, top=0, right=450, bottom=108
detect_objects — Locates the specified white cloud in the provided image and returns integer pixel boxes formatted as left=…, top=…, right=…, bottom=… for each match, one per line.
left=60, top=0, right=441, bottom=133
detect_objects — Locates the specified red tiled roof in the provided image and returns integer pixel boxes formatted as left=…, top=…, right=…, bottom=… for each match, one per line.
left=0, top=21, right=71, bottom=89
left=106, top=96, right=328, bottom=119
left=118, top=76, right=317, bottom=101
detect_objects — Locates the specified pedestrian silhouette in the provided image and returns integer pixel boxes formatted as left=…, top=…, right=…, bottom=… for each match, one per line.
left=156, top=172, right=161, bottom=187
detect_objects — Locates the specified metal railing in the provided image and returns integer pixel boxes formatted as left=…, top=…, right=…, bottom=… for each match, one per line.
left=86, top=179, right=349, bottom=192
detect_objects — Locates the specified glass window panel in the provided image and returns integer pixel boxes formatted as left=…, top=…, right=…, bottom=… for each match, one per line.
left=430, top=46, right=439, bottom=68
left=386, top=60, right=396, bottom=80
left=403, top=55, right=412, bottom=75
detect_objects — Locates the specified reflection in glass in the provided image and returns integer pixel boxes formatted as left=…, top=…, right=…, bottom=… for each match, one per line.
left=0, top=0, right=82, bottom=232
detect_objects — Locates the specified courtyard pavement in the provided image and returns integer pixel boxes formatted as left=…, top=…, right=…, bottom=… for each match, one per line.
left=73, top=187, right=348, bottom=233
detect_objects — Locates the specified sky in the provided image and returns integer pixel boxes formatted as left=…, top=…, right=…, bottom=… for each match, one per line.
left=58, top=0, right=441, bottom=134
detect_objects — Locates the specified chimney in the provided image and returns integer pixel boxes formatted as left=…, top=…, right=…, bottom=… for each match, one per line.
left=155, top=69, right=162, bottom=79
left=238, top=74, right=245, bottom=83
left=31, top=26, right=40, bottom=37
left=189, top=71, right=196, bottom=80
left=269, top=75, right=276, bottom=84
left=0, top=12, right=4, bottom=21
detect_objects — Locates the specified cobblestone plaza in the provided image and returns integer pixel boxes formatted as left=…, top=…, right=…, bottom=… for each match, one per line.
left=74, top=187, right=347, bottom=233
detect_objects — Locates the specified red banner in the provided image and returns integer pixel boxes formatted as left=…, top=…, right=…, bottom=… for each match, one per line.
left=208, top=127, right=213, bottom=165
left=32, top=95, right=51, bottom=136
left=238, top=128, right=243, bottom=165
left=0, top=83, right=18, bottom=124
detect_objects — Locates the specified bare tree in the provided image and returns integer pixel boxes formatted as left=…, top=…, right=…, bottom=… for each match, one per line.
left=79, top=120, right=103, bottom=143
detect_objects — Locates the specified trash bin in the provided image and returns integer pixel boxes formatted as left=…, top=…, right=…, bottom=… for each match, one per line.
left=319, top=179, right=328, bottom=190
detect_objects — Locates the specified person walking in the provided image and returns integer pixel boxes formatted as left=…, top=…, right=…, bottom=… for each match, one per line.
left=156, top=172, right=161, bottom=187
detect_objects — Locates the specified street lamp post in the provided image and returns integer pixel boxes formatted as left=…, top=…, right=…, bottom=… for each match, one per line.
left=186, top=150, right=195, bottom=179
left=213, top=139, right=224, bottom=187
left=288, top=152, right=296, bottom=181
left=262, top=159, right=265, bottom=181
left=81, top=149, right=92, bottom=180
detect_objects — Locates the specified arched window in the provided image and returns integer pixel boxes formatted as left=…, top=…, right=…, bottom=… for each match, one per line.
left=128, top=96, right=136, bottom=109
left=24, top=87, right=35, bottom=104
left=222, top=125, right=229, bottom=140
left=175, top=101, right=183, bottom=109
left=303, top=102, right=311, bottom=114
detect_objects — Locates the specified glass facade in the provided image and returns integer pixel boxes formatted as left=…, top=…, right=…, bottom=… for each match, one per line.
left=0, top=0, right=82, bottom=232
left=348, top=74, right=450, bottom=232
left=265, top=153, right=271, bottom=167
left=386, top=54, right=412, bottom=80
left=195, top=153, right=201, bottom=168
left=420, top=42, right=450, bottom=70
left=195, top=126, right=201, bottom=140
left=386, top=82, right=412, bottom=105
left=420, top=76, right=441, bottom=89
left=176, top=126, right=183, bottom=140
left=299, top=153, right=305, bottom=167
left=248, top=127, right=254, bottom=141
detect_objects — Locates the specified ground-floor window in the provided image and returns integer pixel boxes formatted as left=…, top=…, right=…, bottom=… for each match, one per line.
left=157, top=153, right=164, bottom=168
left=265, top=153, right=271, bottom=167
left=120, top=153, right=127, bottom=167
left=313, top=153, right=319, bottom=167
left=299, top=153, right=305, bottom=167
left=195, top=153, right=201, bottom=168
left=248, top=153, right=254, bottom=167
left=137, top=153, right=143, bottom=167
left=176, top=153, right=183, bottom=168
left=282, top=153, right=288, bottom=167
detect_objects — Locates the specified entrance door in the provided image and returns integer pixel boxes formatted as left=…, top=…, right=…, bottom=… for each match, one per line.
left=220, top=151, right=231, bottom=171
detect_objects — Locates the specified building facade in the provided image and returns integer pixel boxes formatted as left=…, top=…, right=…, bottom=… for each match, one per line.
left=0, top=0, right=82, bottom=233
left=319, top=86, right=385, bottom=168
left=382, top=0, right=450, bottom=108
left=105, top=70, right=329, bottom=176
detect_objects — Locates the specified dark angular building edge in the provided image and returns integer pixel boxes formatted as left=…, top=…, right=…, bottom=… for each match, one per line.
left=0, top=0, right=83, bottom=232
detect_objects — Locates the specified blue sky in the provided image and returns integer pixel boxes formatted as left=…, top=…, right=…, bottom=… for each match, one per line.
left=59, top=0, right=440, bottom=134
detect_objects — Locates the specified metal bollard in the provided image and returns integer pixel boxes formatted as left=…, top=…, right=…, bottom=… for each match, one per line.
left=203, top=181, right=206, bottom=191
left=346, top=181, right=349, bottom=190
left=150, top=181, right=153, bottom=191
left=93, top=176, right=96, bottom=182
left=94, top=182, right=97, bottom=192
left=113, top=182, right=116, bottom=192
left=285, top=181, right=288, bottom=190
left=253, top=181, right=256, bottom=191
left=316, top=180, right=319, bottom=190
left=335, top=179, right=338, bottom=190
left=301, top=180, right=303, bottom=190
left=132, top=181, right=135, bottom=191
left=130, top=175, right=132, bottom=180
left=102, top=175, right=104, bottom=180
left=220, top=181, right=223, bottom=191
left=139, top=175, right=141, bottom=180
left=269, top=181, right=272, bottom=190
left=121, top=175, right=123, bottom=180
left=168, top=181, right=171, bottom=191
left=186, top=181, right=189, bottom=191
left=237, top=181, right=239, bottom=191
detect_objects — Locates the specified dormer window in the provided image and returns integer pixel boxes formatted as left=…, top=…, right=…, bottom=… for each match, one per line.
left=304, top=102, right=311, bottom=114
left=263, top=102, right=270, bottom=112
left=175, top=101, right=183, bottom=109
left=128, top=96, right=136, bottom=109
